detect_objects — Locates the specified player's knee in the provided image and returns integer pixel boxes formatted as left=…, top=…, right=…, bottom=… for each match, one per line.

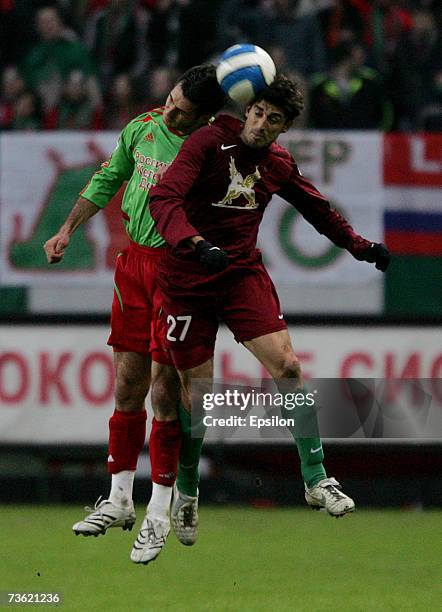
left=115, top=370, right=150, bottom=408
left=276, top=352, right=302, bottom=384
left=151, top=373, right=180, bottom=420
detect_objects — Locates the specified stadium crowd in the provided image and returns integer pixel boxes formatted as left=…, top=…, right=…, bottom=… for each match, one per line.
left=0, top=0, right=441, bottom=132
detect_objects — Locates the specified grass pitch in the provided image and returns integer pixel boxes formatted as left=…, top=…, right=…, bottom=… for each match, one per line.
left=1, top=505, right=441, bottom=611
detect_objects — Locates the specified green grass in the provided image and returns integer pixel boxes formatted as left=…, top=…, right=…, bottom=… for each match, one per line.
left=1, top=506, right=441, bottom=611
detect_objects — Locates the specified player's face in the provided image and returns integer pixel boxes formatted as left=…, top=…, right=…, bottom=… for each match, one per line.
left=163, top=84, right=206, bottom=134
left=241, top=101, right=292, bottom=149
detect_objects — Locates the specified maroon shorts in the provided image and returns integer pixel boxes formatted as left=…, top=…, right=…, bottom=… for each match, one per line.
left=108, top=242, right=172, bottom=365
left=158, top=260, right=287, bottom=370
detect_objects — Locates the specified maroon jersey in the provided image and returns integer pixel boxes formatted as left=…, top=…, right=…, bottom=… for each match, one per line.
left=149, top=114, right=371, bottom=267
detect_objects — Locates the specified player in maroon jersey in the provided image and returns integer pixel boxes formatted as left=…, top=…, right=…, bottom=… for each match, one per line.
left=43, top=65, right=227, bottom=564
left=149, top=75, right=390, bottom=545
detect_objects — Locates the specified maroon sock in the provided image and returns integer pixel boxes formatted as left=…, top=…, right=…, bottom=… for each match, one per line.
left=107, top=409, right=147, bottom=474
left=149, top=418, right=182, bottom=487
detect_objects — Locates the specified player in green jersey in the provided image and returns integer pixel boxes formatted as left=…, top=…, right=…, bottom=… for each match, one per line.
left=43, top=65, right=226, bottom=564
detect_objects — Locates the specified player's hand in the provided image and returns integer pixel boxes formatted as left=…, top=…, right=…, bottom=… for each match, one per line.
left=43, top=233, right=70, bottom=264
left=360, top=243, right=391, bottom=272
left=195, top=240, right=229, bottom=273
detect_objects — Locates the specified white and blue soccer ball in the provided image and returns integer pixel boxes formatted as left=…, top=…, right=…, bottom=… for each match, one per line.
left=216, top=44, right=276, bottom=106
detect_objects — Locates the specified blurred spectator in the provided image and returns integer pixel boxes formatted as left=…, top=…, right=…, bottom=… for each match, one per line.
left=11, top=90, right=42, bottom=130
left=84, top=0, right=148, bottom=93
left=325, top=1, right=414, bottom=73
left=389, top=7, right=442, bottom=129
left=417, top=69, right=442, bottom=132
left=0, top=0, right=59, bottom=66
left=0, top=2, right=24, bottom=66
left=22, top=5, right=100, bottom=113
left=0, top=66, right=26, bottom=129
left=0, top=0, right=440, bottom=133
left=145, top=0, right=179, bottom=69
left=296, top=0, right=334, bottom=17
left=176, top=0, right=222, bottom=71
left=144, top=65, right=176, bottom=107
left=294, top=0, right=335, bottom=41
left=218, top=0, right=327, bottom=78
left=309, top=41, right=393, bottom=130
left=104, top=72, right=142, bottom=130
left=324, top=1, right=370, bottom=50
left=59, top=0, right=96, bottom=33
left=368, top=1, right=413, bottom=75
left=45, top=69, right=103, bottom=129
left=217, top=0, right=269, bottom=50
left=261, top=0, right=328, bottom=78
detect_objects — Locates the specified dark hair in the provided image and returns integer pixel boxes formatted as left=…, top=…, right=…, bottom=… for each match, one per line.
left=254, top=74, right=304, bottom=121
left=176, top=64, right=227, bottom=116
left=331, top=41, right=353, bottom=66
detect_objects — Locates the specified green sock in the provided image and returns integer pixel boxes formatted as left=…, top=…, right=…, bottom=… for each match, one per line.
left=283, top=393, right=327, bottom=489
left=293, top=437, right=326, bottom=489
left=176, top=402, right=206, bottom=497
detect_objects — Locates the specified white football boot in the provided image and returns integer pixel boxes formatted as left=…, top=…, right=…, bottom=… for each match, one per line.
left=305, top=477, right=355, bottom=517
left=72, top=497, right=136, bottom=536
left=170, top=485, right=199, bottom=546
left=130, top=514, right=170, bottom=564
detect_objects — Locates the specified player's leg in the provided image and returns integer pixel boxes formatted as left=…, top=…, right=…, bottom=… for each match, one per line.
left=130, top=360, right=181, bottom=564
left=176, top=357, right=213, bottom=498
left=108, top=350, right=151, bottom=503
left=152, top=275, right=218, bottom=547
left=148, top=360, right=181, bottom=517
left=171, top=357, right=214, bottom=546
left=225, top=263, right=354, bottom=516
left=73, top=350, right=149, bottom=536
left=244, top=330, right=355, bottom=517
left=146, top=287, right=183, bottom=521
left=74, top=246, right=156, bottom=537
left=130, top=271, right=212, bottom=562
left=244, top=330, right=326, bottom=485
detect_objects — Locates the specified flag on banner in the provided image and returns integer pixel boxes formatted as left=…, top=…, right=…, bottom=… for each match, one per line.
left=384, top=211, right=442, bottom=256
left=383, top=134, right=442, bottom=315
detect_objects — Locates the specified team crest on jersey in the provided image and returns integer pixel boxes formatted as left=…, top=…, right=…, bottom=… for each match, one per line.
left=144, top=132, right=154, bottom=142
left=213, top=157, right=261, bottom=210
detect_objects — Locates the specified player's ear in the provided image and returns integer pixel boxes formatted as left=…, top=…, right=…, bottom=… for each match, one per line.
left=244, top=105, right=252, bottom=119
left=281, top=120, right=294, bottom=133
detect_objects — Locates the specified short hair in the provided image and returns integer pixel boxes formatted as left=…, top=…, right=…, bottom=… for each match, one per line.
left=176, top=64, right=227, bottom=116
left=253, top=74, right=304, bottom=121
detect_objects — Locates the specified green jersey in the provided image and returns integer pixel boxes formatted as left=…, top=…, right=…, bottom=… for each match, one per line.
left=81, top=108, right=187, bottom=247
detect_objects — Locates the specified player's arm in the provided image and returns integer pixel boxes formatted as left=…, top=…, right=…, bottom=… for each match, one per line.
left=150, top=130, right=229, bottom=272
left=43, top=124, right=135, bottom=264
left=278, top=164, right=390, bottom=271
left=43, top=197, right=100, bottom=263
left=80, top=124, right=135, bottom=208
left=149, top=129, right=210, bottom=246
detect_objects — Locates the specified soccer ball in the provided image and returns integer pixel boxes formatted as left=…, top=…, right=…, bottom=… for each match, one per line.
left=216, top=44, right=276, bottom=106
